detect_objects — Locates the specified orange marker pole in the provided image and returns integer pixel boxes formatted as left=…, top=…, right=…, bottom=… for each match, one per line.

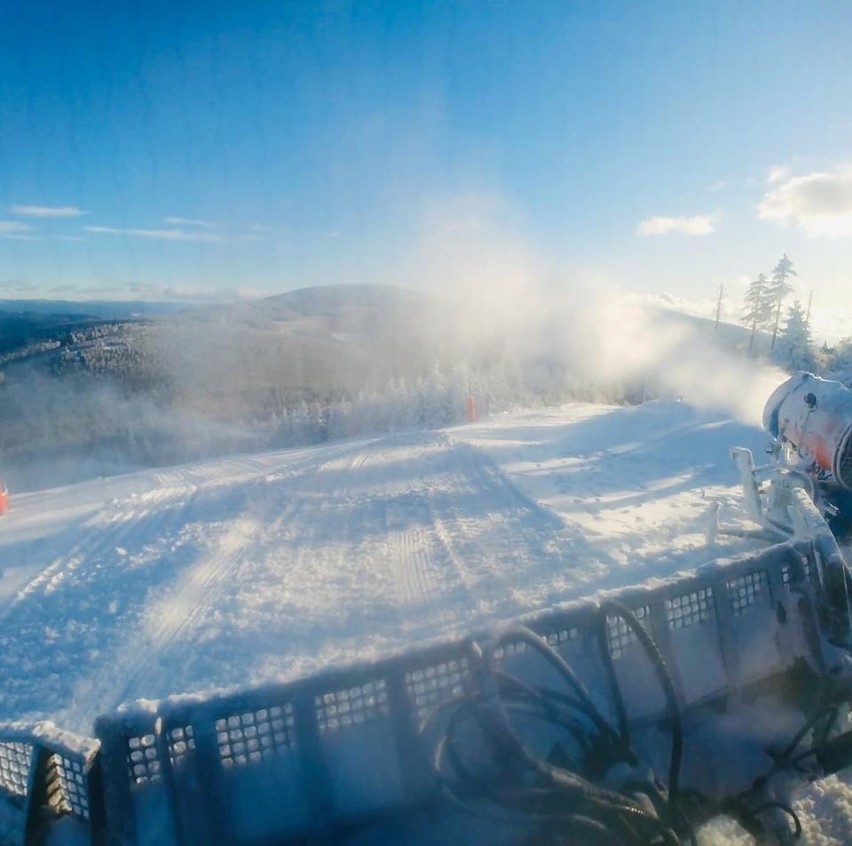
left=466, top=396, right=477, bottom=423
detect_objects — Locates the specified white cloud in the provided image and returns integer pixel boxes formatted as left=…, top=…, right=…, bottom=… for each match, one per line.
left=636, top=214, right=717, bottom=236
left=758, top=164, right=852, bottom=237
left=11, top=204, right=87, bottom=218
left=0, top=221, right=36, bottom=240
left=0, top=221, right=31, bottom=233
left=164, top=216, right=218, bottom=228
left=767, top=165, right=792, bottom=184
left=85, top=225, right=224, bottom=244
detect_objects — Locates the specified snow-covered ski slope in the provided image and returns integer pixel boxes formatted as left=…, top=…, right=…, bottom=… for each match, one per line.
left=9, top=399, right=852, bottom=843
left=0, top=401, right=767, bottom=737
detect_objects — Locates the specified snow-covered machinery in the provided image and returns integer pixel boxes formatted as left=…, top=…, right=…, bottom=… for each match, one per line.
left=733, top=371, right=852, bottom=538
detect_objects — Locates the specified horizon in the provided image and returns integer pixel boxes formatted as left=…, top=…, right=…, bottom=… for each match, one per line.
left=1, top=1, right=851, bottom=342
left=0, top=282, right=841, bottom=352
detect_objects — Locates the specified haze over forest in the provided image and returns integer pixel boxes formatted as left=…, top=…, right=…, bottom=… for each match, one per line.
left=1, top=283, right=849, bottom=493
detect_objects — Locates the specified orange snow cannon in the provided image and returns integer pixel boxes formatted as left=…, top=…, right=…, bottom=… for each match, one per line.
left=764, top=371, right=852, bottom=489
left=734, top=371, right=852, bottom=538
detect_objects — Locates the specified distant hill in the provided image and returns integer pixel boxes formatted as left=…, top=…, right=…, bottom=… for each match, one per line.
left=648, top=306, right=775, bottom=355
left=0, top=284, right=782, bottom=413
left=0, top=283, right=805, bottom=490
left=0, top=284, right=461, bottom=487
left=0, top=284, right=442, bottom=378
left=0, top=285, right=452, bottom=441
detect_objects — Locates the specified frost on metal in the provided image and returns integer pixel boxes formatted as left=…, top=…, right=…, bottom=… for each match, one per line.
left=0, top=721, right=100, bottom=846
left=87, top=536, right=838, bottom=846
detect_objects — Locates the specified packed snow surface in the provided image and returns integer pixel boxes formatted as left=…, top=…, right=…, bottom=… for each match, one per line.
left=2, top=400, right=852, bottom=842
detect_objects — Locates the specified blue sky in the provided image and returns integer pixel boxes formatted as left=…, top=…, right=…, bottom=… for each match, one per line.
left=1, top=1, right=851, bottom=337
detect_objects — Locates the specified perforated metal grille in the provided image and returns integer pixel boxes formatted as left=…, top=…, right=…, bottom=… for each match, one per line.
left=494, top=639, right=528, bottom=658
left=727, top=570, right=769, bottom=615
left=45, top=754, right=90, bottom=819
left=666, top=588, right=714, bottom=630
left=167, top=725, right=196, bottom=768
left=406, top=658, right=469, bottom=722
left=493, top=627, right=579, bottom=660
left=781, top=560, right=812, bottom=589
left=316, top=681, right=388, bottom=732
left=606, top=606, right=650, bottom=659
left=545, top=627, right=580, bottom=647
left=216, top=705, right=294, bottom=768
left=127, top=734, right=161, bottom=784
left=0, top=740, right=31, bottom=797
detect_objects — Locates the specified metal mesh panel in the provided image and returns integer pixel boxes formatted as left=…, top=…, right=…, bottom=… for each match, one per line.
left=495, top=627, right=579, bottom=659
left=606, top=605, right=650, bottom=659
left=216, top=705, right=295, bottom=768
left=666, top=588, right=714, bottom=630
left=494, top=639, right=528, bottom=658
left=126, top=733, right=161, bottom=785
left=781, top=559, right=812, bottom=589
left=167, top=725, right=196, bottom=768
left=727, top=570, right=769, bottom=616
left=544, top=626, right=580, bottom=647
left=315, top=681, right=388, bottom=733
left=406, top=658, right=469, bottom=723
left=0, top=739, right=32, bottom=797
left=45, top=753, right=90, bottom=819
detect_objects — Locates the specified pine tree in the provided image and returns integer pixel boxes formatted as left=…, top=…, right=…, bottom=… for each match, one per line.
left=769, top=253, right=797, bottom=350
left=777, top=298, right=814, bottom=371
left=741, top=273, right=773, bottom=352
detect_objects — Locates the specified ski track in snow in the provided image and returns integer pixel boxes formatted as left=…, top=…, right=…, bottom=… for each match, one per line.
left=0, top=424, right=625, bottom=733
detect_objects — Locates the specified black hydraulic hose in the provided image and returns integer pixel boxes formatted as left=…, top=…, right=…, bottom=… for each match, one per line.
left=483, top=625, right=620, bottom=748
left=425, top=624, right=687, bottom=844
left=597, top=601, right=684, bottom=802
left=435, top=701, right=646, bottom=836
left=745, top=801, right=802, bottom=841
left=776, top=703, right=834, bottom=764
left=476, top=629, right=659, bottom=820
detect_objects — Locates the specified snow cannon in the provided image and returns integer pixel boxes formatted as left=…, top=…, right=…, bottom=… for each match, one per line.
left=764, top=371, right=852, bottom=489
left=733, top=371, right=852, bottom=538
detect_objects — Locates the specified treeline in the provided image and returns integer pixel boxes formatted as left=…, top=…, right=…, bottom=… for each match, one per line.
left=739, top=254, right=850, bottom=382
left=0, top=351, right=632, bottom=490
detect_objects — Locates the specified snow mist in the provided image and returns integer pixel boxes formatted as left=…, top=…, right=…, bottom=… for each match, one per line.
left=408, top=193, right=789, bottom=427
left=562, top=294, right=791, bottom=427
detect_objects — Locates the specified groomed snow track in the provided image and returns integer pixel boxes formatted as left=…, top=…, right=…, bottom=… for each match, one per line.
left=2, top=431, right=592, bottom=734
left=1, top=530, right=842, bottom=846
